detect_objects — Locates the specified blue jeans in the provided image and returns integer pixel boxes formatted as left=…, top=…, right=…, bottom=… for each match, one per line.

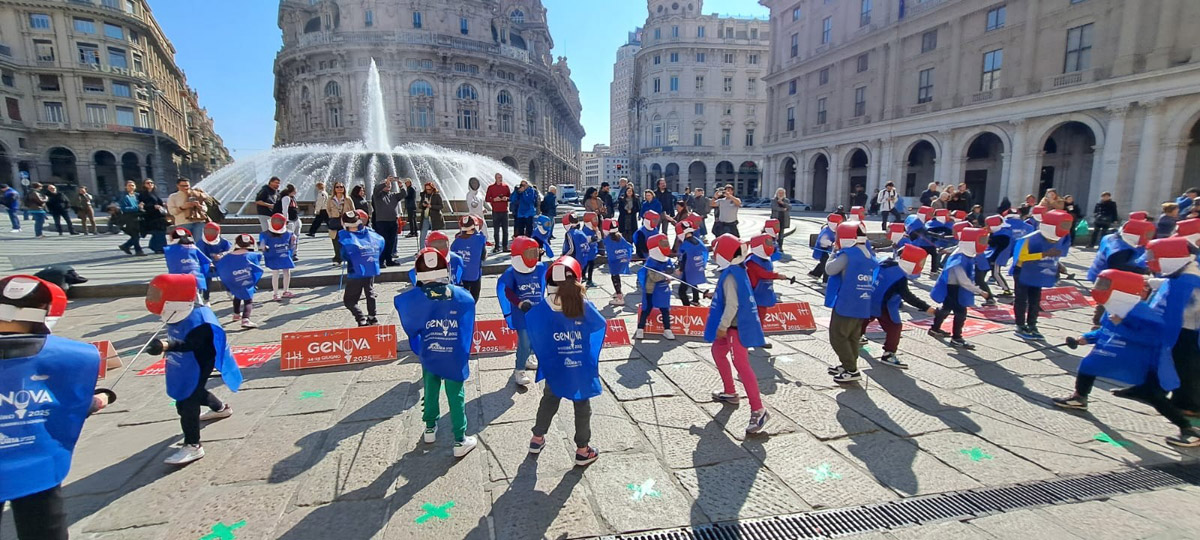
left=181, top=221, right=204, bottom=239
left=5, top=208, right=18, bottom=230
left=516, top=329, right=531, bottom=370
left=29, top=211, right=45, bottom=236
left=419, top=217, right=431, bottom=249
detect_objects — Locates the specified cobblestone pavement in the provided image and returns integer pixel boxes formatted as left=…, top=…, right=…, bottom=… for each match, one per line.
left=3, top=211, right=1200, bottom=539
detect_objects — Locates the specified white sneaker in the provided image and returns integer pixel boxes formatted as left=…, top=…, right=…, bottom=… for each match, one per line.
left=164, top=444, right=205, bottom=465
left=663, top=329, right=676, bottom=340
left=610, top=294, right=624, bottom=306
left=241, top=319, right=258, bottom=328
left=524, top=357, right=539, bottom=370
left=513, top=369, right=532, bottom=387
left=453, top=435, right=477, bottom=458
left=423, top=427, right=436, bottom=444
left=634, top=329, right=645, bottom=339
left=199, top=404, right=233, bottom=422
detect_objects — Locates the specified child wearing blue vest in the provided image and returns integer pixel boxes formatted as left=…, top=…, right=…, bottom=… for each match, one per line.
left=451, top=215, right=488, bottom=300
left=866, top=245, right=936, bottom=369
left=929, top=228, right=990, bottom=349
left=602, top=219, right=634, bottom=307
left=411, top=230, right=463, bottom=286
left=526, top=256, right=605, bottom=466
left=1010, top=210, right=1072, bottom=340
left=1086, top=219, right=1152, bottom=327
left=145, top=273, right=242, bottom=466
left=214, top=234, right=265, bottom=328
left=259, top=213, right=296, bottom=301
left=676, top=221, right=709, bottom=306
left=498, top=237, right=546, bottom=387
left=164, top=228, right=213, bottom=303
left=635, top=233, right=677, bottom=340
left=578, top=212, right=601, bottom=287
left=533, top=214, right=555, bottom=258
left=337, top=211, right=385, bottom=327
left=808, top=214, right=843, bottom=281
left=825, top=223, right=879, bottom=383
left=633, top=210, right=660, bottom=260
left=984, top=215, right=1021, bottom=298
left=200, top=222, right=232, bottom=298
left=561, top=213, right=594, bottom=285
left=395, top=248, right=478, bottom=457
left=705, top=234, right=770, bottom=434
left=746, top=233, right=792, bottom=315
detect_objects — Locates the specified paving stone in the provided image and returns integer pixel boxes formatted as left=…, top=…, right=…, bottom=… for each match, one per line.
left=379, top=441, right=490, bottom=540
left=490, top=464, right=605, bottom=540
left=937, top=411, right=1119, bottom=475
left=74, top=526, right=171, bottom=540
left=767, top=383, right=880, bottom=440
left=827, top=431, right=982, bottom=497
left=991, top=355, right=1071, bottom=377
left=296, top=417, right=405, bottom=506
left=335, top=379, right=420, bottom=424
left=862, top=370, right=976, bottom=414
left=212, top=414, right=332, bottom=485
left=598, top=358, right=678, bottom=401
left=476, top=351, right=520, bottom=372
left=355, top=359, right=423, bottom=382
left=658, top=358, right=726, bottom=402
left=480, top=420, right=575, bottom=481
left=823, top=386, right=952, bottom=438
left=897, top=336, right=1005, bottom=366
left=744, top=433, right=896, bottom=510
left=270, top=370, right=358, bottom=416
left=622, top=396, right=750, bottom=469
left=63, top=421, right=182, bottom=497
left=911, top=431, right=1055, bottom=485
left=952, top=384, right=1101, bottom=443
left=479, top=368, right=546, bottom=425
left=1108, top=487, right=1200, bottom=535
left=554, top=389, right=650, bottom=453
left=599, top=345, right=640, bottom=361
left=866, top=354, right=982, bottom=390
left=699, top=401, right=801, bottom=440
left=1041, top=500, right=1173, bottom=540
left=768, top=351, right=843, bottom=390
left=201, top=387, right=287, bottom=442
left=270, top=500, right=389, bottom=540
left=967, top=508, right=1085, bottom=539
left=162, top=483, right=294, bottom=540
left=674, top=458, right=810, bottom=521
left=585, top=452, right=694, bottom=533
left=885, top=520, right=996, bottom=539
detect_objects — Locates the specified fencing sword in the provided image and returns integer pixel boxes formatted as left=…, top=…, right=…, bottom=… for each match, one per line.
left=104, top=320, right=167, bottom=392
left=632, top=261, right=712, bottom=295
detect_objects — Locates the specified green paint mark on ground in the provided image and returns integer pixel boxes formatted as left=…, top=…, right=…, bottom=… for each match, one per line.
left=806, top=463, right=842, bottom=483
left=168, top=400, right=175, bottom=406
left=959, top=447, right=994, bottom=462
left=116, top=314, right=132, bottom=320
left=1094, top=433, right=1131, bottom=447
left=199, top=520, right=245, bottom=540
left=415, top=501, right=455, bottom=523
left=627, top=479, right=662, bottom=501
left=298, top=391, right=324, bottom=400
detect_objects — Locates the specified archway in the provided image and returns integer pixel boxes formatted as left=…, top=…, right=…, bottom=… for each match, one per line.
left=93, top=151, right=118, bottom=200
left=737, top=161, right=759, bottom=198
left=501, top=156, right=518, bottom=170
left=905, top=140, right=937, bottom=199
left=664, top=163, right=680, bottom=193
left=1038, top=121, right=1096, bottom=204
left=1183, top=120, right=1200, bottom=192
left=122, top=152, right=142, bottom=183
left=48, top=147, right=77, bottom=185
left=688, top=161, right=707, bottom=192
left=846, top=149, right=868, bottom=205
left=648, top=163, right=663, bottom=189
left=811, top=154, right=829, bottom=211
left=715, top=161, right=735, bottom=193
left=528, top=159, right=538, bottom=185
left=0, top=144, right=11, bottom=186
left=964, top=132, right=1005, bottom=210
left=780, top=157, right=797, bottom=199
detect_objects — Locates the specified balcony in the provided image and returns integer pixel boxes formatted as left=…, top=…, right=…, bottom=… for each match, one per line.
left=1045, top=68, right=1095, bottom=90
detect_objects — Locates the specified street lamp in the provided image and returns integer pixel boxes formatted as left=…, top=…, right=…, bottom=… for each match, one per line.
left=139, top=82, right=165, bottom=191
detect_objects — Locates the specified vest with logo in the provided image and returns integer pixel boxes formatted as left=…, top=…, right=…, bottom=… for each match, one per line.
left=678, top=238, right=709, bottom=286
left=603, top=235, right=634, bottom=275
left=496, top=264, right=546, bottom=331
left=164, top=245, right=211, bottom=291
left=703, top=265, right=766, bottom=347
left=1079, top=302, right=1180, bottom=391
left=526, top=301, right=605, bottom=401
left=1011, top=232, right=1058, bottom=287
left=165, top=306, right=241, bottom=400
left=747, top=254, right=777, bottom=308
left=451, top=232, right=487, bottom=282
left=214, top=251, right=264, bottom=300
left=870, top=262, right=908, bottom=322
left=824, top=247, right=877, bottom=319
left=259, top=232, right=295, bottom=270
left=931, top=252, right=977, bottom=307
left=394, top=285, right=475, bottom=382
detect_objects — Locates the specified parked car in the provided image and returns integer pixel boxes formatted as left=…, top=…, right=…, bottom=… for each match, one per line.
left=789, top=199, right=811, bottom=211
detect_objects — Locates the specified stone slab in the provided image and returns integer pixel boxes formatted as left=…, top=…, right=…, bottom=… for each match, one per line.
left=379, top=443, right=491, bottom=540
left=585, top=452, right=694, bottom=534
left=622, top=396, right=750, bottom=469
left=699, top=401, right=801, bottom=440
left=911, top=430, right=1056, bottom=485
left=823, top=386, right=952, bottom=438
left=479, top=368, right=546, bottom=425
left=161, top=483, right=295, bottom=540
left=744, top=432, right=897, bottom=510
left=827, top=431, right=982, bottom=497
left=269, top=500, right=389, bottom=540
left=269, top=370, right=358, bottom=416
left=480, top=420, right=575, bottom=481
left=598, top=358, right=678, bottom=401
left=1040, top=500, right=1173, bottom=540
left=554, top=390, right=650, bottom=454
left=767, top=383, right=881, bottom=440
left=966, top=508, right=1086, bottom=539
left=657, top=358, right=727, bottom=403
left=674, top=458, right=810, bottom=522
left=211, top=414, right=332, bottom=485
left=490, top=465, right=605, bottom=540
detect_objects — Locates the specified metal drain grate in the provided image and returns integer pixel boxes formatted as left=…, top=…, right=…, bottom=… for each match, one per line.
left=605, top=463, right=1200, bottom=540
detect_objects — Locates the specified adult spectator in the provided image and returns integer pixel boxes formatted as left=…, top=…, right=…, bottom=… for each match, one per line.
left=485, top=173, right=512, bottom=252
left=654, top=179, right=676, bottom=234
left=278, top=183, right=301, bottom=261
left=23, top=182, right=47, bottom=238
left=711, top=184, right=742, bottom=237
left=877, top=181, right=902, bottom=230
left=1063, top=195, right=1084, bottom=245
left=115, top=180, right=143, bottom=255
left=849, top=185, right=868, bottom=209
left=254, top=177, right=280, bottom=232
left=418, top=181, right=445, bottom=248
left=1039, top=188, right=1065, bottom=211
left=306, top=182, right=329, bottom=237
left=598, top=182, right=615, bottom=219
left=75, top=186, right=97, bottom=235
left=326, top=182, right=355, bottom=264
left=167, top=177, right=204, bottom=239
left=919, top=182, right=940, bottom=207
left=1088, top=191, right=1118, bottom=248
left=350, top=185, right=370, bottom=214
left=1157, top=202, right=1179, bottom=239
left=771, top=187, right=791, bottom=250
left=370, top=176, right=402, bottom=267
left=688, top=187, right=710, bottom=238
left=583, top=187, right=603, bottom=216
left=512, top=180, right=538, bottom=237
left=951, top=182, right=973, bottom=212
left=966, top=205, right=985, bottom=228
left=402, top=178, right=418, bottom=238
left=45, top=184, right=77, bottom=236
left=466, top=177, right=489, bottom=241
left=640, top=189, right=661, bottom=219
left=1, top=183, right=21, bottom=233
left=1176, top=187, right=1200, bottom=215
left=616, top=184, right=640, bottom=240
left=137, top=179, right=168, bottom=253
left=931, top=191, right=949, bottom=210
left=540, top=185, right=558, bottom=238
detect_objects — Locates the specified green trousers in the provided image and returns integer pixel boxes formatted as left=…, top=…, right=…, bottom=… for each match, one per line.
left=423, top=369, right=467, bottom=442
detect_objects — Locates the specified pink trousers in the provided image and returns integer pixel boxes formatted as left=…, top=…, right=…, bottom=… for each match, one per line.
left=711, top=328, right=763, bottom=411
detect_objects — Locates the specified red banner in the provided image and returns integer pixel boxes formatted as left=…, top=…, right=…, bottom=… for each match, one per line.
left=907, top=317, right=1006, bottom=338
left=471, top=319, right=519, bottom=354
left=91, top=341, right=116, bottom=379
left=759, top=302, right=818, bottom=333
left=1040, top=286, right=1091, bottom=312
left=605, top=319, right=632, bottom=346
left=279, top=327, right=394, bottom=371
left=138, top=344, right=283, bottom=376
left=641, top=306, right=708, bottom=337
left=969, top=304, right=1053, bottom=322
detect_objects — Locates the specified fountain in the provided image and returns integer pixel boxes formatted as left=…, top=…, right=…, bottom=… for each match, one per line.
left=197, top=59, right=522, bottom=214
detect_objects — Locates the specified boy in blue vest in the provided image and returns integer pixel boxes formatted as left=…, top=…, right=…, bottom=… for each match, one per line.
left=1052, top=269, right=1200, bottom=447
left=1011, top=209, right=1073, bottom=340
left=676, top=220, right=708, bottom=306
left=395, top=248, right=478, bottom=457
left=983, top=214, right=1017, bottom=298
left=581, top=212, right=602, bottom=287
left=0, top=275, right=113, bottom=539
left=1129, top=238, right=1200, bottom=418
left=498, top=237, right=545, bottom=387
left=145, top=273, right=242, bottom=465
left=1087, top=219, right=1153, bottom=327
left=825, top=222, right=879, bottom=383
left=929, top=228, right=991, bottom=349
left=451, top=215, right=488, bottom=301
left=865, top=245, right=936, bottom=369
left=164, top=228, right=212, bottom=304
left=602, top=219, right=634, bottom=306
left=887, top=222, right=908, bottom=251
left=532, top=214, right=555, bottom=258
left=337, top=211, right=385, bottom=327
left=636, top=233, right=677, bottom=340
left=633, top=210, right=660, bottom=260
left=808, top=213, right=843, bottom=281
left=199, top=222, right=231, bottom=300
left=411, top=230, right=463, bottom=286
left=905, top=206, right=939, bottom=276
left=214, top=234, right=265, bottom=328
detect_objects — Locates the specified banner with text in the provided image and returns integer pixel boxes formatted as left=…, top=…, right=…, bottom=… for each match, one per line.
left=1040, top=286, right=1092, bottom=312
left=605, top=318, right=632, bottom=346
left=138, top=344, right=283, bottom=376
left=280, top=327, right=395, bottom=371
left=759, top=302, right=818, bottom=333
left=471, top=319, right=519, bottom=354
left=641, top=306, right=708, bottom=337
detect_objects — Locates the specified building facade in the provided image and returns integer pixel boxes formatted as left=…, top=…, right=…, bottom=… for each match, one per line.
left=610, top=30, right=641, bottom=157
left=629, top=0, right=771, bottom=198
left=274, top=0, right=585, bottom=190
left=760, top=0, right=1200, bottom=213
left=580, top=143, right=628, bottom=187
left=0, top=0, right=230, bottom=204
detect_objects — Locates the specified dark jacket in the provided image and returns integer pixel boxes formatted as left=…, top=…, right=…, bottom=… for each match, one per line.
left=540, top=191, right=557, bottom=216
left=137, top=190, right=167, bottom=232
left=402, top=185, right=417, bottom=210
left=371, top=182, right=402, bottom=222
left=598, top=190, right=614, bottom=218
left=46, top=191, right=70, bottom=214
left=654, top=189, right=675, bottom=219
left=24, top=190, right=47, bottom=211
left=254, top=185, right=277, bottom=217
left=1093, top=200, right=1118, bottom=226
left=420, top=191, right=445, bottom=229
left=771, top=197, right=791, bottom=230
left=919, top=189, right=938, bottom=207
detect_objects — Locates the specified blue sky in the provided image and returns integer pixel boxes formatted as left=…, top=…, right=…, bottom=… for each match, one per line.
left=151, top=0, right=768, bottom=160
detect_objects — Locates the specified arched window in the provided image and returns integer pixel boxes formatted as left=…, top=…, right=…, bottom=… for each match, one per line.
left=525, top=98, right=537, bottom=135
left=497, top=90, right=512, bottom=106
left=457, top=109, right=477, bottom=130
left=324, top=81, right=340, bottom=98
left=410, top=104, right=432, bottom=129
left=304, top=17, right=320, bottom=33
left=327, top=106, right=341, bottom=128
left=456, top=83, right=477, bottom=100
left=510, top=9, right=525, bottom=24
left=409, top=80, right=434, bottom=97
left=300, top=86, right=309, bottom=102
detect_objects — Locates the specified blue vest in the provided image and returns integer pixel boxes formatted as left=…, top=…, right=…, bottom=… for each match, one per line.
left=339, top=228, right=384, bottom=279
left=813, top=227, right=836, bottom=260
left=408, top=253, right=464, bottom=285
left=986, top=226, right=1015, bottom=267
left=199, top=238, right=232, bottom=268
left=1005, top=216, right=1030, bottom=237
left=165, top=307, right=241, bottom=401
left=1087, top=234, right=1137, bottom=281
left=603, top=235, right=634, bottom=275
left=747, top=255, right=777, bottom=308
left=825, top=247, right=877, bottom=319
left=563, top=227, right=592, bottom=264
left=533, top=225, right=555, bottom=259
left=1079, top=303, right=1180, bottom=391
left=451, top=233, right=488, bottom=282
left=894, top=236, right=912, bottom=252
left=259, top=232, right=295, bottom=270
left=214, top=252, right=264, bottom=300
left=1148, top=270, right=1200, bottom=345
left=582, top=225, right=600, bottom=262
left=1011, top=232, right=1059, bottom=287
left=164, top=245, right=211, bottom=291
left=496, top=264, right=546, bottom=331
left=678, top=239, right=709, bottom=285
left=637, top=258, right=674, bottom=308
left=927, top=220, right=954, bottom=249
left=526, top=301, right=605, bottom=401
left=870, top=262, right=908, bottom=322
left=394, top=285, right=475, bottom=382
left=633, top=227, right=655, bottom=257
left=703, top=265, right=766, bottom=347
left=0, top=336, right=99, bottom=501
left=931, top=252, right=977, bottom=307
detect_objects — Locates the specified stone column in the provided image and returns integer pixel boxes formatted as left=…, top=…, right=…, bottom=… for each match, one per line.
left=1111, top=1, right=1145, bottom=76
left=1096, top=104, right=1129, bottom=198
left=1157, top=139, right=1192, bottom=208
left=1003, top=119, right=1028, bottom=202
left=934, top=129, right=954, bottom=187
left=1132, top=99, right=1165, bottom=212
left=1148, top=0, right=1181, bottom=71
left=866, top=139, right=883, bottom=198
left=878, top=138, right=896, bottom=189
left=828, top=148, right=844, bottom=211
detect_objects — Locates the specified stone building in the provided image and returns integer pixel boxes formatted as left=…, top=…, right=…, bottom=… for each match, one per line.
left=0, top=0, right=230, bottom=203
left=628, top=0, right=771, bottom=197
left=580, top=143, right=629, bottom=187
left=760, top=0, right=1200, bottom=213
left=273, top=0, right=585, bottom=189
left=610, top=29, right=641, bottom=157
